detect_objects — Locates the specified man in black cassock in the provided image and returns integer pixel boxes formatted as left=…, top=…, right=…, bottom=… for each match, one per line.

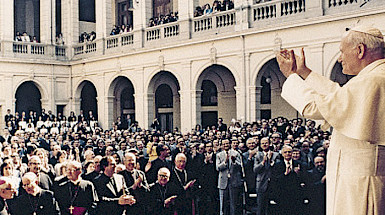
left=53, top=161, right=98, bottom=215
left=10, top=172, right=60, bottom=215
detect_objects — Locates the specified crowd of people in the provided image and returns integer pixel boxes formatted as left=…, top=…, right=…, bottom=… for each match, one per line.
left=194, top=0, right=234, bottom=17
left=110, top=24, right=133, bottom=36
left=14, top=31, right=39, bottom=43
left=79, top=31, right=97, bottom=43
left=0, top=108, right=328, bottom=215
left=148, top=12, right=178, bottom=27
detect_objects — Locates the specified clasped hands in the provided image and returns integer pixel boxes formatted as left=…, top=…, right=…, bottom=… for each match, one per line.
left=276, top=48, right=311, bottom=79
left=118, top=194, right=136, bottom=205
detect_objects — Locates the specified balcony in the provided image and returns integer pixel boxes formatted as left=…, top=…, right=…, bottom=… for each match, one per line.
left=0, top=41, right=68, bottom=61
left=192, top=10, right=236, bottom=36
left=0, top=0, right=382, bottom=62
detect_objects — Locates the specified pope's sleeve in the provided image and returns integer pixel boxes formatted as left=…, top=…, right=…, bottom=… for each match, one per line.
left=281, top=74, right=323, bottom=119
left=305, top=71, right=341, bottom=95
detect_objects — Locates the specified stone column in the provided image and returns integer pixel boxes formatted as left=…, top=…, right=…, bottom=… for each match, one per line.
left=255, top=85, right=262, bottom=120
left=179, top=90, right=194, bottom=133
left=144, top=93, right=155, bottom=129
left=132, top=0, right=151, bottom=49
left=192, top=90, right=202, bottom=128
left=248, top=86, right=257, bottom=122
left=234, top=0, right=252, bottom=31
left=133, top=92, right=145, bottom=129
left=40, top=0, right=54, bottom=43
left=104, top=96, right=114, bottom=129
left=73, top=98, right=81, bottom=117
left=62, top=0, right=79, bottom=57
left=96, top=0, right=112, bottom=39
left=0, top=0, right=14, bottom=56
left=177, top=0, right=197, bottom=40
left=234, top=86, right=246, bottom=123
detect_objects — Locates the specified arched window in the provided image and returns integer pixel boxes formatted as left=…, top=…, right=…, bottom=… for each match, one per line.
left=201, top=80, right=218, bottom=106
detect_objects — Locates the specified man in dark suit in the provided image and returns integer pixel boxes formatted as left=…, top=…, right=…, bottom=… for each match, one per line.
left=253, top=137, right=279, bottom=215
left=53, top=161, right=98, bottom=215
left=270, top=145, right=305, bottom=215
left=119, top=152, right=149, bottom=215
left=217, top=118, right=227, bottom=132
left=216, top=139, right=243, bottom=215
left=10, top=172, right=60, bottom=215
left=199, top=141, right=219, bottom=215
left=94, top=156, right=136, bottom=215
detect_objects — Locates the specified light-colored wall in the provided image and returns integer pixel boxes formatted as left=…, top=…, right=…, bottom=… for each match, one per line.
left=1, top=1, right=385, bottom=131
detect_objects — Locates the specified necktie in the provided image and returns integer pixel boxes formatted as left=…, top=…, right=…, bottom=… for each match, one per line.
left=285, top=163, right=291, bottom=175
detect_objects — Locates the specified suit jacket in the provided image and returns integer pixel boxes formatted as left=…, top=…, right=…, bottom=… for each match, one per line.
left=216, top=149, right=242, bottom=189
left=270, top=159, right=305, bottom=208
left=94, top=173, right=129, bottom=215
left=9, top=189, right=60, bottom=215
left=253, top=151, right=279, bottom=193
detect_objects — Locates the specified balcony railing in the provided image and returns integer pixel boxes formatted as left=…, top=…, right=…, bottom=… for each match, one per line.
left=193, top=10, right=236, bottom=34
left=0, top=0, right=382, bottom=61
left=7, top=42, right=67, bottom=60
left=145, top=22, right=180, bottom=43
left=250, top=0, right=306, bottom=28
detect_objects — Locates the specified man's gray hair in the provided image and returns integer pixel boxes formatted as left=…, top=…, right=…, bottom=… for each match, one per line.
left=345, top=29, right=384, bottom=55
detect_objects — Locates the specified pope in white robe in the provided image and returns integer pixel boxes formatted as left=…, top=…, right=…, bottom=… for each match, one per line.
left=276, top=25, right=385, bottom=215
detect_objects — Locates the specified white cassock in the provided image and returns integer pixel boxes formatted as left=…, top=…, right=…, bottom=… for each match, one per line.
left=281, top=59, right=385, bottom=215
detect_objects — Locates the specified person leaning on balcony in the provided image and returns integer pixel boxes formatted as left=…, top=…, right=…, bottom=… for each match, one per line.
left=276, top=25, right=385, bottom=215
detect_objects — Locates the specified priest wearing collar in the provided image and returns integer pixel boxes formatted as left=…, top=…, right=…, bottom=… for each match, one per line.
left=10, top=172, right=60, bottom=215
left=53, top=161, right=98, bottom=215
left=119, top=152, right=149, bottom=215
left=148, top=167, right=177, bottom=215
left=94, top=156, right=136, bottom=215
left=169, top=153, right=198, bottom=215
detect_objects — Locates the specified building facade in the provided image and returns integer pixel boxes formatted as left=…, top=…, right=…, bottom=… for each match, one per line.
left=0, top=0, right=383, bottom=132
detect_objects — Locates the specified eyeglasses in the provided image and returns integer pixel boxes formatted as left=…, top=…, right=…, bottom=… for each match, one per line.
left=158, top=174, right=169, bottom=178
left=29, top=162, right=41, bottom=165
left=66, top=168, right=81, bottom=172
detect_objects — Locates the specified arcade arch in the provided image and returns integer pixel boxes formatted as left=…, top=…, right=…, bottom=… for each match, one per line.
left=15, top=81, right=42, bottom=116
left=196, top=64, right=236, bottom=129
left=108, top=76, right=135, bottom=123
left=148, top=71, right=180, bottom=132
left=76, top=80, right=98, bottom=120
left=255, top=58, right=297, bottom=120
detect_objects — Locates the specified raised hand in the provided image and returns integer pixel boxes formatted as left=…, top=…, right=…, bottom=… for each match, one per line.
left=276, top=49, right=297, bottom=77
left=295, top=48, right=311, bottom=79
